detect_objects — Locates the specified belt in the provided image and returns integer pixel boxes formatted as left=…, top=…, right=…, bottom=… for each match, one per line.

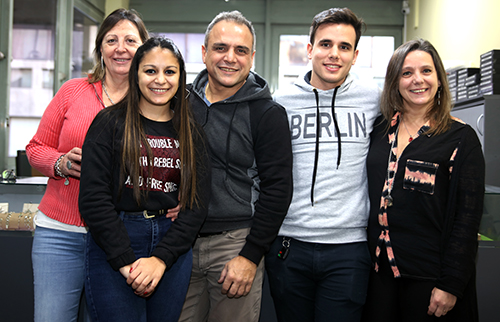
left=124, top=209, right=167, bottom=219
left=198, top=231, right=225, bottom=238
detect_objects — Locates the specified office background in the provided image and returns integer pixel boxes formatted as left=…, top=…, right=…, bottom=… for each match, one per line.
left=0, top=1, right=499, bottom=321
left=2, top=0, right=500, bottom=170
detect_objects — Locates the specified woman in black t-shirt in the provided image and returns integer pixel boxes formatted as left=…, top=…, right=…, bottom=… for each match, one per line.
left=79, top=37, right=210, bottom=322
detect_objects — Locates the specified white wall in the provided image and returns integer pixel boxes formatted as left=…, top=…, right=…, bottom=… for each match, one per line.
left=105, top=0, right=129, bottom=16
left=406, top=0, right=500, bottom=69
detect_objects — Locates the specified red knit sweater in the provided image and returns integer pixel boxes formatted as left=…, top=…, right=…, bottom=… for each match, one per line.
left=26, top=77, right=105, bottom=226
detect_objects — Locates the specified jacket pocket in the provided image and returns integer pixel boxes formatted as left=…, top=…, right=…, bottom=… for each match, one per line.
left=403, top=159, right=439, bottom=195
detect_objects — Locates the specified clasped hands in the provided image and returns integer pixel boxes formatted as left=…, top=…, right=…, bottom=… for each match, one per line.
left=119, top=256, right=166, bottom=298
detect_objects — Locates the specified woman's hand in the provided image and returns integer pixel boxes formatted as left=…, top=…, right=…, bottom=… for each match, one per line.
left=62, top=147, right=82, bottom=178
left=126, top=257, right=167, bottom=297
left=119, top=264, right=133, bottom=279
left=427, top=287, right=457, bottom=317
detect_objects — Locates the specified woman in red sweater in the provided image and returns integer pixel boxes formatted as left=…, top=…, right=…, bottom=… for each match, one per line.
left=26, top=9, right=148, bottom=322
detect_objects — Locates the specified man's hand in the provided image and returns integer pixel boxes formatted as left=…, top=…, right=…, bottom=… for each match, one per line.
left=427, top=287, right=456, bottom=317
left=166, top=204, right=180, bottom=222
left=218, top=255, right=257, bottom=298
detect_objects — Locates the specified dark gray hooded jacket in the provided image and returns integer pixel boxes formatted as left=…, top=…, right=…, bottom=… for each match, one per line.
left=188, top=70, right=293, bottom=264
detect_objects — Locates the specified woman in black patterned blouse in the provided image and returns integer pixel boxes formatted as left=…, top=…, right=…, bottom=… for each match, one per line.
left=363, top=39, right=485, bottom=322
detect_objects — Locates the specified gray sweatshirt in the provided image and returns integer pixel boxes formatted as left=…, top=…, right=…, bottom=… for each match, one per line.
left=274, top=71, right=381, bottom=244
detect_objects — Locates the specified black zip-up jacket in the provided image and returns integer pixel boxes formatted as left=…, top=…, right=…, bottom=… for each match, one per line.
left=189, top=70, right=293, bottom=264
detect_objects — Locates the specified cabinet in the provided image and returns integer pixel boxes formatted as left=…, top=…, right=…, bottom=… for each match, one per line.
left=0, top=177, right=45, bottom=322
left=451, top=95, right=500, bottom=322
left=477, top=190, right=500, bottom=322
left=451, top=95, right=500, bottom=187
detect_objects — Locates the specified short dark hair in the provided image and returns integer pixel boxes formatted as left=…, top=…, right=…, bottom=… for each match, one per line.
left=381, top=38, right=452, bottom=135
left=204, top=10, right=256, bottom=52
left=309, top=8, right=366, bottom=49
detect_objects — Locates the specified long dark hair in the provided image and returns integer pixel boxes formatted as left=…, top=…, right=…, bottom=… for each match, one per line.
left=88, top=8, right=149, bottom=83
left=381, top=38, right=452, bottom=135
left=112, top=37, right=200, bottom=210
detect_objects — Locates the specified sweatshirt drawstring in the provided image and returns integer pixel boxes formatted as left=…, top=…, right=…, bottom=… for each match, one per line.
left=330, top=87, right=341, bottom=168
left=311, top=89, right=320, bottom=207
left=224, top=103, right=239, bottom=173
left=311, top=87, right=341, bottom=206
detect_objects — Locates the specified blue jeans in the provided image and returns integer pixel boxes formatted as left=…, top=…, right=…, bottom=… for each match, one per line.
left=265, top=238, right=371, bottom=322
left=85, top=212, right=192, bottom=322
left=32, top=226, right=91, bottom=322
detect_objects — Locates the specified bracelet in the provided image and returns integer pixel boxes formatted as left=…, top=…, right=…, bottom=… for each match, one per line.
left=54, top=154, right=66, bottom=177
left=54, top=154, right=70, bottom=185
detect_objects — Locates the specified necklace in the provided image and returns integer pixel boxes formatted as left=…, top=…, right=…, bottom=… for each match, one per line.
left=384, top=124, right=400, bottom=207
left=384, top=123, right=399, bottom=207
left=402, top=116, right=417, bottom=142
left=102, top=82, right=115, bottom=105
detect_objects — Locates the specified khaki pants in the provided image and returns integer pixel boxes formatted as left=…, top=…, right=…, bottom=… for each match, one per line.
left=178, top=228, right=265, bottom=322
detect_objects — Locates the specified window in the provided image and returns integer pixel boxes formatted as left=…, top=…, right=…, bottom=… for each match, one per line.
left=154, top=33, right=205, bottom=83
left=8, top=4, right=98, bottom=157
left=72, top=8, right=99, bottom=79
left=278, top=35, right=309, bottom=88
left=11, top=68, right=32, bottom=88
left=10, top=27, right=55, bottom=118
left=9, top=0, right=57, bottom=156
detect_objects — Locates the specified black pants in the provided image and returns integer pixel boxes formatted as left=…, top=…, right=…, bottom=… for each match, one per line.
left=362, top=246, right=478, bottom=322
left=266, top=237, right=371, bottom=322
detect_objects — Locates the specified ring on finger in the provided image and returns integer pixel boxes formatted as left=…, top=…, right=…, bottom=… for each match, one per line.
left=67, top=160, right=72, bottom=170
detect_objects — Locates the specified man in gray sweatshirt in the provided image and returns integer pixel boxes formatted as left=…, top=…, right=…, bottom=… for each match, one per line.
left=178, top=10, right=293, bottom=322
left=265, top=7, right=381, bottom=322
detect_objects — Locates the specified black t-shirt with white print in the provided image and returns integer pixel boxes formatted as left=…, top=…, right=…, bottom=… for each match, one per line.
left=80, top=108, right=210, bottom=271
